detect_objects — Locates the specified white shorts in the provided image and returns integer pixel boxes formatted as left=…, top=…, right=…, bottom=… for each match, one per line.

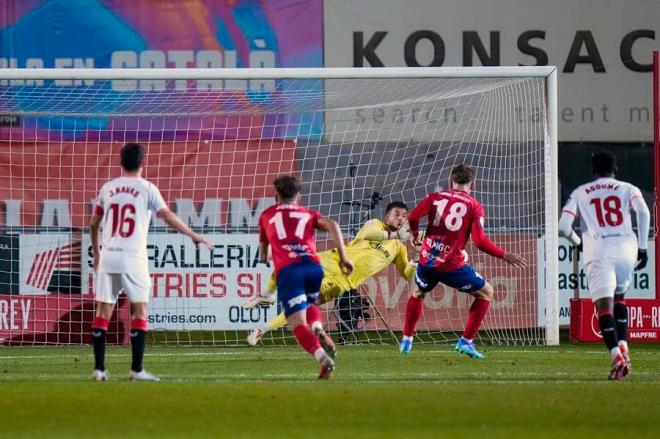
left=95, top=272, right=151, bottom=304
left=585, top=255, right=636, bottom=301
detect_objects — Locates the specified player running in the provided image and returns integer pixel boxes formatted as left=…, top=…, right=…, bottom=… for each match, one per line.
left=258, top=175, right=353, bottom=379
left=402, top=164, right=527, bottom=358
left=245, top=201, right=419, bottom=348
left=89, top=143, right=213, bottom=382
left=559, top=151, right=649, bottom=380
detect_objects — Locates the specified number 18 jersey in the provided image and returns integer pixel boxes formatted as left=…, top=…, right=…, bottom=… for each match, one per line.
left=94, top=176, right=168, bottom=275
left=258, top=203, right=323, bottom=274
left=408, top=190, right=484, bottom=271
left=562, top=177, right=642, bottom=263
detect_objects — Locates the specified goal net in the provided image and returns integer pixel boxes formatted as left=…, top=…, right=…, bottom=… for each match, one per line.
left=0, top=67, right=558, bottom=346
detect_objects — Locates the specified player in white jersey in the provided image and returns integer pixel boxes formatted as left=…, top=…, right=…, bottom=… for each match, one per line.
left=89, top=143, right=213, bottom=382
left=559, top=151, right=650, bottom=380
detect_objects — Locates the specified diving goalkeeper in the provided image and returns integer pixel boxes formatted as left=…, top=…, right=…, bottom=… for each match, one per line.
left=245, top=201, right=417, bottom=346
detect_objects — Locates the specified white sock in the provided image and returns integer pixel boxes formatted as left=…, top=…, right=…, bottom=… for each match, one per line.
left=618, top=340, right=628, bottom=353
left=261, top=290, right=275, bottom=298
left=461, top=337, right=473, bottom=343
left=313, top=347, right=326, bottom=362
left=310, top=321, right=323, bottom=333
left=610, top=346, right=621, bottom=359
left=402, top=335, right=413, bottom=342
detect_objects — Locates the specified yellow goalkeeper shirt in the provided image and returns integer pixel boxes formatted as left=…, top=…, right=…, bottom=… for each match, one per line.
left=320, top=219, right=415, bottom=290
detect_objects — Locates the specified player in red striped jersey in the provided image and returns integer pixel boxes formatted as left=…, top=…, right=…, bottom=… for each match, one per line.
left=258, top=175, right=353, bottom=379
left=402, top=164, right=526, bottom=358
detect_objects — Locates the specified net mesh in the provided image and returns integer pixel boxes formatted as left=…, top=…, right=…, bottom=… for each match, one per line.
left=0, top=72, right=550, bottom=345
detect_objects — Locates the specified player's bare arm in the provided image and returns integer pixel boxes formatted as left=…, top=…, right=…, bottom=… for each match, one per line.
left=89, top=212, right=103, bottom=272
left=158, top=208, right=213, bottom=250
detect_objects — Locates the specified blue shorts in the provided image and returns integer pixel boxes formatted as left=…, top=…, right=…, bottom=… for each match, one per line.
left=414, top=264, right=486, bottom=293
left=276, top=261, right=324, bottom=317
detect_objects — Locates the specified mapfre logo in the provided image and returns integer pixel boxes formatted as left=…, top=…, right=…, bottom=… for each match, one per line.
left=26, top=241, right=81, bottom=291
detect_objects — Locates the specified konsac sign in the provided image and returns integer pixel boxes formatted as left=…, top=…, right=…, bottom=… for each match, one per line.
left=324, top=0, right=658, bottom=142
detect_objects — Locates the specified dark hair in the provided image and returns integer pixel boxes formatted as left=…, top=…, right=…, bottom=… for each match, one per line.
left=592, top=151, right=617, bottom=177
left=385, top=201, right=408, bottom=214
left=273, top=175, right=301, bottom=200
left=120, top=143, right=145, bottom=172
left=450, top=164, right=475, bottom=185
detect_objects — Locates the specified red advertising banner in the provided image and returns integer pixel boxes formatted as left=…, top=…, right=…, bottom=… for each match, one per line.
left=0, top=294, right=129, bottom=345
left=570, top=298, right=660, bottom=342
left=0, top=140, right=296, bottom=228
left=355, top=236, right=539, bottom=331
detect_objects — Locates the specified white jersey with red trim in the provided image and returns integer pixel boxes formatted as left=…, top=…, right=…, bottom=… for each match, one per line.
left=562, top=177, right=643, bottom=263
left=94, top=176, right=167, bottom=274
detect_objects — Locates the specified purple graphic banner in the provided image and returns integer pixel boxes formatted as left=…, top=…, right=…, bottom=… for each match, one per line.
left=0, top=0, right=324, bottom=140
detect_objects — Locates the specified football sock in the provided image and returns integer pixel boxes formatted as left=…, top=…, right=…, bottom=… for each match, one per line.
left=293, top=324, right=321, bottom=356
left=597, top=312, right=618, bottom=351
left=130, top=319, right=148, bottom=373
left=613, top=300, right=628, bottom=343
left=403, top=296, right=423, bottom=337
left=267, top=312, right=287, bottom=331
left=463, top=298, right=491, bottom=340
left=92, top=316, right=109, bottom=371
left=306, top=304, right=322, bottom=332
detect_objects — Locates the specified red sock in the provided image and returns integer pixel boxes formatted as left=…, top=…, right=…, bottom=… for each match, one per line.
left=306, top=304, right=322, bottom=326
left=403, top=296, right=424, bottom=337
left=92, top=316, right=109, bottom=331
left=463, top=298, right=491, bottom=340
left=293, top=325, right=321, bottom=355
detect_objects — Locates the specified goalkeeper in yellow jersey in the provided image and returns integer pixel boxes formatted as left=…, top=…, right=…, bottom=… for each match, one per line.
left=244, top=201, right=416, bottom=346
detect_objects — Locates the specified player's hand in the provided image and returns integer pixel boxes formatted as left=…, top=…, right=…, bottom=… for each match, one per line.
left=503, top=252, right=527, bottom=268
left=635, top=249, right=648, bottom=271
left=340, top=258, right=354, bottom=276
left=411, top=230, right=426, bottom=253
left=396, top=219, right=412, bottom=241
left=193, top=234, right=214, bottom=251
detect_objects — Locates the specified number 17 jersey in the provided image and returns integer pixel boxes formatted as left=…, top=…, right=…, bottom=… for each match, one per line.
left=94, top=176, right=168, bottom=275
left=258, top=203, right=323, bottom=274
left=562, top=177, right=642, bottom=263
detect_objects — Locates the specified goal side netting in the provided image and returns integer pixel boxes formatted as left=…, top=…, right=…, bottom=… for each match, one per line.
left=0, top=67, right=558, bottom=346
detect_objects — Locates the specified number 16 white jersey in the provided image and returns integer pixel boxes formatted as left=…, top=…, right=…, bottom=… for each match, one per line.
left=94, top=176, right=168, bottom=275
left=561, top=177, right=646, bottom=264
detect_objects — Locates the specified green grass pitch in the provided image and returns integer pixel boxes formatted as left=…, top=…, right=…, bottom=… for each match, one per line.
left=0, top=343, right=658, bottom=438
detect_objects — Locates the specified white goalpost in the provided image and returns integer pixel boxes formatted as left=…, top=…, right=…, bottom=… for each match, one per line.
left=0, top=67, right=558, bottom=346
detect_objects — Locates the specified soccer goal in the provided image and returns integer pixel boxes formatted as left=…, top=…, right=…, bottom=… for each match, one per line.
left=0, top=67, right=558, bottom=346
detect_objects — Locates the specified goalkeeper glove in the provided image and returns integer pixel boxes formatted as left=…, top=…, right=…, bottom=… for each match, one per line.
left=635, top=249, right=648, bottom=271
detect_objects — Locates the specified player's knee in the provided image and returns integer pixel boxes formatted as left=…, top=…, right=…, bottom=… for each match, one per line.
left=95, top=302, right=114, bottom=320
left=130, top=302, right=148, bottom=320
left=477, top=283, right=494, bottom=300
left=412, top=288, right=426, bottom=299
